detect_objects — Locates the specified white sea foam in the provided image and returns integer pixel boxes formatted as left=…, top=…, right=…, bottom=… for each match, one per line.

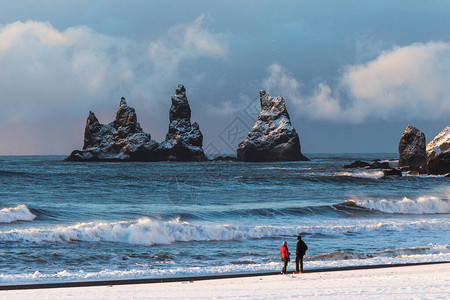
left=0, top=217, right=448, bottom=245
left=347, top=193, right=450, bottom=214
left=0, top=205, right=36, bottom=223
left=403, top=173, right=447, bottom=178
left=0, top=249, right=449, bottom=284
left=334, top=171, right=385, bottom=179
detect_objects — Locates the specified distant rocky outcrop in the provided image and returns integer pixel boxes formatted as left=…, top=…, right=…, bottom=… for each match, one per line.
left=426, top=125, right=450, bottom=175
left=343, top=161, right=371, bottom=169
left=66, top=85, right=207, bottom=162
left=236, top=90, right=308, bottom=162
left=398, top=125, right=427, bottom=169
left=382, top=168, right=402, bottom=177
left=343, top=160, right=391, bottom=169
left=212, top=155, right=237, bottom=162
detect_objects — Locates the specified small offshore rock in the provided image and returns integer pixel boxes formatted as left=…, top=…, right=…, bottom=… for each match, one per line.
left=212, top=156, right=238, bottom=161
left=343, top=161, right=371, bottom=169
left=383, top=168, right=402, bottom=177
left=369, top=161, right=390, bottom=169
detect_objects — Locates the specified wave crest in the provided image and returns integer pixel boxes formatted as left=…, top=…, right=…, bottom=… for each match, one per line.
left=346, top=194, right=450, bottom=214
left=0, top=205, right=36, bottom=223
left=333, top=171, right=385, bottom=179
left=0, top=217, right=448, bottom=245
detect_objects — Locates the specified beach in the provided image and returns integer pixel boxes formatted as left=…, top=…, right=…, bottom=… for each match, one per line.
left=1, top=263, right=448, bottom=299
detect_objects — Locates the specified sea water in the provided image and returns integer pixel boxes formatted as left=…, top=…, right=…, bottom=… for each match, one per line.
left=0, top=154, right=448, bottom=284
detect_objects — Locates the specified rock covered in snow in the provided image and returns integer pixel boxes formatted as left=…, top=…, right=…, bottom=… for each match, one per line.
left=426, top=125, right=450, bottom=161
left=426, top=125, right=450, bottom=175
left=65, top=85, right=207, bottom=162
left=66, top=97, right=157, bottom=161
left=398, top=125, right=427, bottom=169
left=236, top=90, right=308, bottom=162
left=158, top=84, right=208, bottom=161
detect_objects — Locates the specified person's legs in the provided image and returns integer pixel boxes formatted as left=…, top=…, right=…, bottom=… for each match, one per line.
left=282, top=258, right=288, bottom=274
left=300, top=255, right=304, bottom=273
left=295, top=256, right=300, bottom=273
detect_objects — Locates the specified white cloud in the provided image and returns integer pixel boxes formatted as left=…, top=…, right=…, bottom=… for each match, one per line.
left=148, top=15, right=227, bottom=71
left=264, top=42, right=450, bottom=122
left=0, top=17, right=227, bottom=123
left=206, top=100, right=239, bottom=116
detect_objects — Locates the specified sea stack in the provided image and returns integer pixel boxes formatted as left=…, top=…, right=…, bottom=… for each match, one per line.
left=158, top=84, right=208, bottom=161
left=426, top=125, right=450, bottom=175
left=398, top=125, right=427, bottom=169
left=236, top=90, right=308, bottom=162
left=65, top=85, right=207, bottom=162
left=66, top=97, right=158, bottom=161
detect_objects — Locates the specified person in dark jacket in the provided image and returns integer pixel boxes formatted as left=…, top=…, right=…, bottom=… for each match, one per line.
left=280, top=241, right=290, bottom=274
left=295, top=235, right=308, bottom=274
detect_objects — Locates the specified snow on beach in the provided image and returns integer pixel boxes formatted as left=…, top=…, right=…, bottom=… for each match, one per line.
left=1, top=263, right=448, bottom=299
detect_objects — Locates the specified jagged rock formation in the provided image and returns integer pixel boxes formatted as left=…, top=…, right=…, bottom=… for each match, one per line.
left=426, top=125, right=450, bottom=175
left=236, top=90, right=308, bottom=162
left=66, top=98, right=157, bottom=161
left=158, top=85, right=207, bottom=161
left=66, top=85, right=207, bottom=162
left=398, top=125, right=427, bottom=169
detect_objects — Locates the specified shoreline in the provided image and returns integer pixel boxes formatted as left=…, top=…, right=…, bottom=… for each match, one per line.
left=1, top=261, right=448, bottom=291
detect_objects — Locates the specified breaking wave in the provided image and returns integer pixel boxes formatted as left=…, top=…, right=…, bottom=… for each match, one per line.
left=346, top=194, right=450, bottom=214
left=0, top=205, right=36, bottom=223
left=0, top=217, right=448, bottom=245
left=308, top=245, right=450, bottom=261
left=333, top=171, right=385, bottom=179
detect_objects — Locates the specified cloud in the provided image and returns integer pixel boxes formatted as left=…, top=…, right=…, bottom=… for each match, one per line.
left=206, top=100, right=239, bottom=116
left=148, top=15, right=228, bottom=71
left=0, top=17, right=227, bottom=123
left=264, top=42, right=450, bottom=122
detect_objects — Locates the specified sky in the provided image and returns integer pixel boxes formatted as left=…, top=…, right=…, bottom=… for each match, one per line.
left=0, top=0, right=449, bottom=155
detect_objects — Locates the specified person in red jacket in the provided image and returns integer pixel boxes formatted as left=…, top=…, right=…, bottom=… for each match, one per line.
left=280, top=241, right=290, bottom=274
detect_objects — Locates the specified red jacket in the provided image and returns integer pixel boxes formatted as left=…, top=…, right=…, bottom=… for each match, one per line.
left=280, top=245, right=290, bottom=259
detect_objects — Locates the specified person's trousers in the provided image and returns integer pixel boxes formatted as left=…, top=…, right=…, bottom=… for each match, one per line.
left=296, top=255, right=304, bottom=273
left=281, top=258, right=288, bottom=274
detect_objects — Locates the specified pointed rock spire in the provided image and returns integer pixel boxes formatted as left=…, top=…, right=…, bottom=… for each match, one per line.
left=161, top=84, right=207, bottom=161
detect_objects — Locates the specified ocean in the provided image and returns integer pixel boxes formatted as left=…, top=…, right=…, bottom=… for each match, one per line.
left=0, top=154, right=448, bottom=284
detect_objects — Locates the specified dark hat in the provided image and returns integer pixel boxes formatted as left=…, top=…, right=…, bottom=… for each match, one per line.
left=297, top=235, right=302, bottom=240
